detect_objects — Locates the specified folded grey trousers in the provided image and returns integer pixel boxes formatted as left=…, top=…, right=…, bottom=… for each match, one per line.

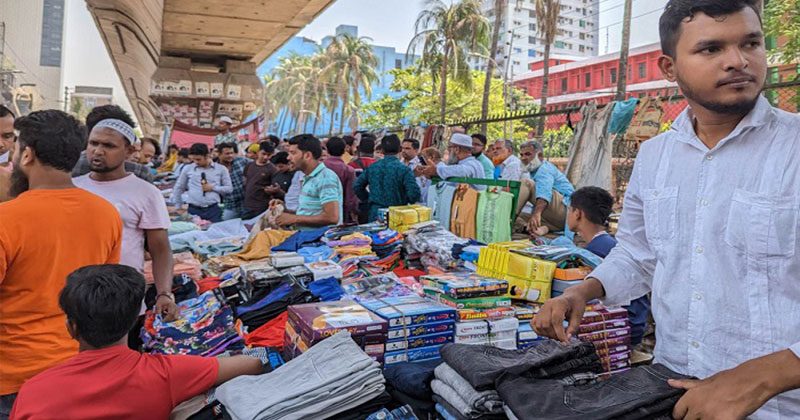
left=434, top=363, right=502, bottom=414
left=217, top=332, right=381, bottom=420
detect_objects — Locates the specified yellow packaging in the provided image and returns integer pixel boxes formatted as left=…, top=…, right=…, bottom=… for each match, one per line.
left=505, top=276, right=552, bottom=303
left=506, top=253, right=556, bottom=282
left=389, top=205, right=432, bottom=233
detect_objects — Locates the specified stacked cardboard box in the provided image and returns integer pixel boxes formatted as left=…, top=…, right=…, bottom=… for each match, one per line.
left=388, top=205, right=432, bottom=233
left=285, top=300, right=388, bottom=362
left=475, top=242, right=557, bottom=304
left=578, top=305, right=632, bottom=375
left=360, top=295, right=455, bottom=365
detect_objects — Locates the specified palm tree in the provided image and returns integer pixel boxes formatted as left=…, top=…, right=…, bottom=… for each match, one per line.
left=409, top=0, right=489, bottom=124
left=534, top=0, right=561, bottom=135
left=480, top=0, right=505, bottom=134
left=322, top=34, right=379, bottom=133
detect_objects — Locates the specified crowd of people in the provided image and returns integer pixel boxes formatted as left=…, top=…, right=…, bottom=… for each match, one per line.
left=0, top=0, right=799, bottom=418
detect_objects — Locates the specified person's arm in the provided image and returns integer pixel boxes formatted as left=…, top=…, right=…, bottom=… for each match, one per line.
left=435, top=161, right=473, bottom=180
left=172, top=167, right=190, bottom=207
left=215, top=355, right=264, bottom=386
left=278, top=201, right=339, bottom=227
left=533, top=156, right=655, bottom=342
left=353, top=168, right=369, bottom=202
left=214, top=167, right=234, bottom=196
left=670, top=350, right=800, bottom=419
left=404, top=167, right=421, bottom=204
left=106, top=215, right=123, bottom=264
left=146, top=229, right=178, bottom=321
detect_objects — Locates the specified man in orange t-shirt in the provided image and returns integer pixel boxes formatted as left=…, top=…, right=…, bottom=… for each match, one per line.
left=0, top=110, right=122, bottom=418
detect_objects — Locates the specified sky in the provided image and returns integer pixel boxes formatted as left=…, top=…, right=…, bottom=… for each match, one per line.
left=62, top=0, right=670, bottom=122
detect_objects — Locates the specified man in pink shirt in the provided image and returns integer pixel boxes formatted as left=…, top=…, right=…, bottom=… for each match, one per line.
left=73, top=106, right=177, bottom=321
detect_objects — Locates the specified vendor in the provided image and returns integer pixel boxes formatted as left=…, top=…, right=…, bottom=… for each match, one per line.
left=533, top=1, right=800, bottom=418
left=415, top=133, right=485, bottom=189
left=492, top=140, right=522, bottom=181
left=213, top=116, right=237, bottom=146
left=269, top=134, right=342, bottom=230
left=514, top=140, right=575, bottom=236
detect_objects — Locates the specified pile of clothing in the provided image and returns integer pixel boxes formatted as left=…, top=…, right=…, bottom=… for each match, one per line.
left=216, top=332, right=386, bottom=420
left=367, top=229, right=404, bottom=270
left=141, top=291, right=241, bottom=356
left=404, top=225, right=468, bottom=271
left=327, top=232, right=377, bottom=271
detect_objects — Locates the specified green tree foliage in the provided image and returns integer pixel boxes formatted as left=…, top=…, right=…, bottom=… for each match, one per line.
left=764, top=0, right=800, bottom=72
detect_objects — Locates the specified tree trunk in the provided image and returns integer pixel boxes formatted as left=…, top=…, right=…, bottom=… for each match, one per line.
left=537, top=41, right=551, bottom=136
left=615, top=0, right=633, bottom=101
left=481, top=0, right=504, bottom=135
left=278, top=109, right=288, bottom=137
left=328, top=96, right=338, bottom=135
left=340, top=89, right=350, bottom=133
left=439, top=47, right=449, bottom=124
left=312, top=99, right=321, bottom=134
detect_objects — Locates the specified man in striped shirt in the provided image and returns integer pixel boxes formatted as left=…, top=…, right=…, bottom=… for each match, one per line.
left=270, top=134, right=342, bottom=230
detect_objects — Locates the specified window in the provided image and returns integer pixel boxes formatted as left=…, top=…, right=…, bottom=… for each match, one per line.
left=638, top=63, right=647, bottom=79
left=528, top=49, right=536, bottom=57
left=561, top=78, right=568, bottom=92
left=585, top=73, right=591, bottom=88
left=513, top=20, right=522, bottom=26
left=600, top=70, right=604, bottom=85
left=514, top=48, right=522, bottom=54
left=610, top=68, right=617, bottom=84
left=579, top=45, right=585, bottom=53
left=395, top=59, right=402, bottom=69
left=40, top=0, right=65, bottom=67
left=529, top=10, right=536, bottom=18
left=555, top=41, right=565, bottom=48
left=529, top=36, right=537, bottom=44
left=529, top=23, right=536, bottom=31
left=579, top=20, right=586, bottom=28
left=579, top=33, right=585, bottom=40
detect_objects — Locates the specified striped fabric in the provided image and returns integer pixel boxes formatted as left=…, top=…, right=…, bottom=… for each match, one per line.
left=297, top=163, right=343, bottom=227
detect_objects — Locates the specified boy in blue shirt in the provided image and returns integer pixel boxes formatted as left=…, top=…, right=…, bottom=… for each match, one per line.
left=567, top=186, right=650, bottom=347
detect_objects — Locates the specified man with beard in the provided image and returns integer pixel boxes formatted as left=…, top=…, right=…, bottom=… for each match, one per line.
left=0, top=110, right=122, bottom=418
left=216, top=142, right=251, bottom=220
left=470, top=133, right=494, bottom=179
left=72, top=106, right=153, bottom=183
left=269, top=134, right=342, bottom=229
left=533, top=1, right=800, bottom=419
left=417, top=133, right=486, bottom=189
left=513, top=140, right=574, bottom=236
left=73, top=115, right=177, bottom=322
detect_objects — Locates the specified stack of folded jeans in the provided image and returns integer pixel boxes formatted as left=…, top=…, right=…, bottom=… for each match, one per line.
left=497, top=363, right=692, bottom=420
left=431, top=363, right=505, bottom=420
left=216, top=332, right=386, bottom=420
left=383, top=360, right=442, bottom=419
left=440, top=339, right=603, bottom=390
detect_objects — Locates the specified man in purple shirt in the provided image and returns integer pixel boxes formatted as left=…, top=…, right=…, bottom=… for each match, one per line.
left=323, top=137, right=359, bottom=224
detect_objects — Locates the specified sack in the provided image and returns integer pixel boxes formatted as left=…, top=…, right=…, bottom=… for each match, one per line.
left=624, top=97, right=665, bottom=143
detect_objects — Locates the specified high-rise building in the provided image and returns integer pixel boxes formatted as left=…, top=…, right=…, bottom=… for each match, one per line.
left=0, top=0, right=66, bottom=111
left=69, top=85, right=113, bottom=121
left=472, top=0, right=600, bottom=79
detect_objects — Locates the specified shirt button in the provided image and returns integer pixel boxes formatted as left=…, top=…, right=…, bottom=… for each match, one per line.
left=691, top=341, right=700, bottom=349
left=706, top=155, right=714, bottom=161
left=696, top=246, right=704, bottom=254
left=694, top=292, right=703, bottom=301
left=701, top=200, right=709, bottom=206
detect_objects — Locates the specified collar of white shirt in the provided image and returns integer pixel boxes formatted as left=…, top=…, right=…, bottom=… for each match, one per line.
left=671, top=95, right=776, bottom=150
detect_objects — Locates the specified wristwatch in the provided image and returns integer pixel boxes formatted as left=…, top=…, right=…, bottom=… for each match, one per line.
left=156, top=292, right=175, bottom=302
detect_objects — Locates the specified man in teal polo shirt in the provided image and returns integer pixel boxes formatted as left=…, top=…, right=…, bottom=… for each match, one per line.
left=270, top=134, right=342, bottom=230
left=470, top=133, right=494, bottom=179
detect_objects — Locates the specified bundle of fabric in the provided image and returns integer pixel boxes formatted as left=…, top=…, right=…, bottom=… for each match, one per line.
left=216, top=331, right=385, bottom=420
left=498, top=364, right=692, bottom=420
left=145, top=252, right=202, bottom=284
left=404, top=226, right=468, bottom=271
left=141, top=291, right=241, bottom=356
left=431, top=363, right=505, bottom=420
left=297, top=245, right=337, bottom=263
left=236, top=312, right=288, bottom=349
left=233, top=229, right=296, bottom=261
left=331, top=232, right=378, bottom=271
left=271, top=226, right=328, bottom=252
left=383, top=360, right=442, bottom=419
left=234, top=281, right=314, bottom=330
left=168, top=221, right=199, bottom=235
left=170, top=236, right=245, bottom=259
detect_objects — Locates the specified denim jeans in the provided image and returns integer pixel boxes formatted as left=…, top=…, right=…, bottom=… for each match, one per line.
left=383, top=359, right=442, bottom=400
left=497, top=364, right=692, bottom=420
left=439, top=339, right=601, bottom=390
left=0, top=394, right=16, bottom=420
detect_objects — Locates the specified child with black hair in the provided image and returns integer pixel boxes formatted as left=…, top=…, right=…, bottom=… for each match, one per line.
left=567, top=187, right=650, bottom=349
left=10, top=265, right=262, bottom=420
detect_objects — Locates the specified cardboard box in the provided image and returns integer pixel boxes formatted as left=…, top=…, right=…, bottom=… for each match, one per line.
left=420, top=273, right=508, bottom=299
left=554, top=266, right=592, bottom=281
left=385, top=321, right=455, bottom=340
left=578, top=326, right=631, bottom=342
left=385, top=332, right=454, bottom=351
left=287, top=300, right=388, bottom=342
left=455, top=306, right=516, bottom=321
left=505, top=276, right=552, bottom=304
left=581, top=307, right=629, bottom=324
left=384, top=345, right=443, bottom=365
left=360, top=295, right=455, bottom=329
left=425, top=291, right=511, bottom=310
left=454, top=330, right=517, bottom=345
left=455, top=317, right=518, bottom=336
left=579, top=319, right=629, bottom=334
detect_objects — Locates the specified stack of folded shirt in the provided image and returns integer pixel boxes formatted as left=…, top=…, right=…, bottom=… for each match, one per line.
left=368, top=229, right=404, bottom=269
left=360, top=295, right=456, bottom=365
left=141, top=291, right=242, bottom=356
left=234, top=281, right=314, bottom=330
left=216, top=332, right=386, bottom=420
left=431, top=363, right=505, bottom=420
left=578, top=304, right=632, bottom=375
left=329, top=233, right=378, bottom=271
left=285, top=300, right=388, bottom=362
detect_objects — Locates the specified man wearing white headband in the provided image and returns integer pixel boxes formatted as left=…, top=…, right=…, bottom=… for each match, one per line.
left=73, top=106, right=178, bottom=326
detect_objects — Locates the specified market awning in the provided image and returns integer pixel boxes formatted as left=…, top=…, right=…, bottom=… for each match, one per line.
left=86, top=0, right=336, bottom=137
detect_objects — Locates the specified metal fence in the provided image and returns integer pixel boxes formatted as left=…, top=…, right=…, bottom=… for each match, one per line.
left=448, top=80, right=800, bottom=202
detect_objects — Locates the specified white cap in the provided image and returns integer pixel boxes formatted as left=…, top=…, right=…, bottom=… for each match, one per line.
left=219, top=116, right=233, bottom=124
left=449, top=133, right=473, bottom=148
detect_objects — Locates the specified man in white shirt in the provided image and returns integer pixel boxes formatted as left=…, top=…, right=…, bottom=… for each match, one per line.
left=0, top=105, right=15, bottom=164
left=416, top=133, right=486, bottom=190
left=533, top=1, right=800, bottom=419
left=493, top=140, right=522, bottom=181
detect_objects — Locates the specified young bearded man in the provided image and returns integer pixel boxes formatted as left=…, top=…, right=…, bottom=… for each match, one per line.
left=270, top=134, right=342, bottom=230
left=242, top=141, right=277, bottom=219
left=73, top=112, right=177, bottom=321
left=533, top=1, right=800, bottom=419
left=216, top=142, right=251, bottom=220
left=0, top=111, right=122, bottom=418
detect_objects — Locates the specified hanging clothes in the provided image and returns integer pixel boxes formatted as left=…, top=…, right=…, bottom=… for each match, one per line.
left=476, top=188, right=513, bottom=244
left=426, top=181, right=457, bottom=231
left=564, top=101, right=616, bottom=192
left=450, top=184, right=479, bottom=239
left=608, top=98, right=639, bottom=135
